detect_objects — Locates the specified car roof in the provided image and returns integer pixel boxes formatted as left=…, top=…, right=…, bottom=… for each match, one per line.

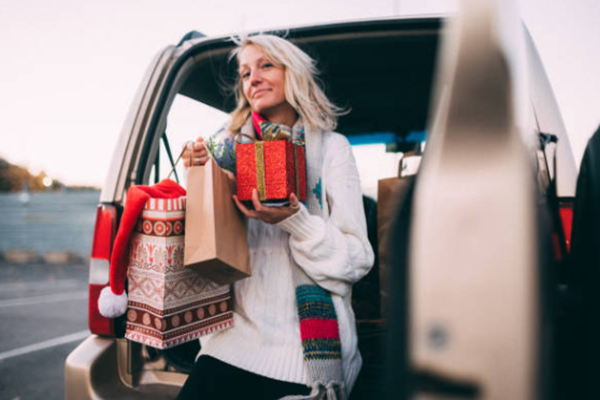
left=176, top=16, right=443, bottom=138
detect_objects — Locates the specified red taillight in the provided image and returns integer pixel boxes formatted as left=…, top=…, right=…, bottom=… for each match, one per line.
left=88, top=204, right=118, bottom=336
left=558, top=201, right=574, bottom=253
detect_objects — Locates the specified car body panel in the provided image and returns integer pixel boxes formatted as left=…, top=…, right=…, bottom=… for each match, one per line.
left=524, top=28, right=576, bottom=197
left=65, top=336, right=183, bottom=399
left=410, top=0, right=540, bottom=398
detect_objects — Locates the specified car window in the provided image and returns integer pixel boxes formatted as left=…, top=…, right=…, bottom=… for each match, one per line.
left=351, top=131, right=425, bottom=200
left=352, top=144, right=403, bottom=200
left=148, top=94, right=229, bottom=185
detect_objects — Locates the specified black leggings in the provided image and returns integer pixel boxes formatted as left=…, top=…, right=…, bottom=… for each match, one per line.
left=176, top=355, right=311, bottom=400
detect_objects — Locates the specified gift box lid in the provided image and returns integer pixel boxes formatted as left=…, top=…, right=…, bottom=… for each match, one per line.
left=144, top=197, right=186, bottom=211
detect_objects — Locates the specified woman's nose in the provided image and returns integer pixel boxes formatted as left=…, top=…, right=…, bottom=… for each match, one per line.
left=249, top=69, right=262, bottom=85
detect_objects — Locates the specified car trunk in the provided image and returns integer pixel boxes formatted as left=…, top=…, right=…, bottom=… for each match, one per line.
left=114, top=17, right=443, bottom=396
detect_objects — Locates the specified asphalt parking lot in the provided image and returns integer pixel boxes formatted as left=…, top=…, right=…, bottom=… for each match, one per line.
left=0, top=261, right=89, bottom=400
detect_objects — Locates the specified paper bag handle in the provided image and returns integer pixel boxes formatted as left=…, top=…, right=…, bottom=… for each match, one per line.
left=167, top=141, right=197, bottom=180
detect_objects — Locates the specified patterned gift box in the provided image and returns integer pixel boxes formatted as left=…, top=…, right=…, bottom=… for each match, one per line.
left=236, top=140, right=307, bottom=202
left=125, top=197, right=233, bottom=349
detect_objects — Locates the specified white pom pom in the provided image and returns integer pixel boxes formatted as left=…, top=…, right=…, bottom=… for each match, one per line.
left=98, top=286, right=128, bottom=318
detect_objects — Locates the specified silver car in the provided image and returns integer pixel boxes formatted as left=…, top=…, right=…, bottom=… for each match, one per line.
left=65, top=0, right=577, bottom=398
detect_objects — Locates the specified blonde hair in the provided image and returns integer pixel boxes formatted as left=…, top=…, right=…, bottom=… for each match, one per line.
left=228, top=34, right=345, bottom=134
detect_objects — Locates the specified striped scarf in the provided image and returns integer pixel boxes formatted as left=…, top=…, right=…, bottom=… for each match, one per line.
left=212, top=113, right=345, bottom=399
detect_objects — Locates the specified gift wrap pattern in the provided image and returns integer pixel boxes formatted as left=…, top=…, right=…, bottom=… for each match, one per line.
left=125, top=197, right=233, bottom=349
left=236, top=140, right=307, bottom=202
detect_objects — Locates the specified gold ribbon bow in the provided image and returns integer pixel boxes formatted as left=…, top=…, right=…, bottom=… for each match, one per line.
left=259, top=121, right=292, bottom=141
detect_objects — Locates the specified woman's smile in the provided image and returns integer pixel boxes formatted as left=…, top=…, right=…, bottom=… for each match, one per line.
left=252, top=88, right=270, bottom=99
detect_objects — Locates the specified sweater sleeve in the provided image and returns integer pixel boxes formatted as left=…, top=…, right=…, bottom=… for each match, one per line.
left=275, top=134, right=375, bottom=297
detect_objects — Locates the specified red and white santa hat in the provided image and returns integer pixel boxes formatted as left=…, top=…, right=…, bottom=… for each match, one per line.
left=98, top=179, right=186, bottom=318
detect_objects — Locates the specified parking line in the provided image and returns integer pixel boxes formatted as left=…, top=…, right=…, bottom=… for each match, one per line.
left=0, top=279, right=83, bottom=293
left=0, top=330, right=89, bottom=362
left=0, top=291, right=87, bottom=308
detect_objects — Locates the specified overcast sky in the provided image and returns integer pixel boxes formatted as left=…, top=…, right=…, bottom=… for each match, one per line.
left=1, top=0, right=599, bottom=187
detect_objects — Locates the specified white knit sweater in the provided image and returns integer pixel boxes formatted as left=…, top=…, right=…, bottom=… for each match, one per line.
left=198, top=131, right=375, bottom=393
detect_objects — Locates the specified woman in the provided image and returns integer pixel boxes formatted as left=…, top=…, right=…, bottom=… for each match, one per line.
left=178, top=34, right=374, bottom=400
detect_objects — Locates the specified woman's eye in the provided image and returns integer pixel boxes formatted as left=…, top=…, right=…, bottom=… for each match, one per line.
left=241, top=72, right=250, bottom=79
left=262, top=63, right=272, bottom=69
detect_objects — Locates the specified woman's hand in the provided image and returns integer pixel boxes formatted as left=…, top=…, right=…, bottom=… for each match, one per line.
left=182, top=137, right=210, bottom=167
left=233, top=189, right=301, bottom=225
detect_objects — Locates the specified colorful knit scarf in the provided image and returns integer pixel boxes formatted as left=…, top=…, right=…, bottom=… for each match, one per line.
left=209, top=112, right=345, bottom=399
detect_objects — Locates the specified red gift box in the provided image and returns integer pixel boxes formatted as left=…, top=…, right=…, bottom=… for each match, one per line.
left=236, top=140, right=307, bottom=202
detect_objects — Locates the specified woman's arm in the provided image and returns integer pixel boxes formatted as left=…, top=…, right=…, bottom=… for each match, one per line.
left=275, top=134, right=375, bottom=297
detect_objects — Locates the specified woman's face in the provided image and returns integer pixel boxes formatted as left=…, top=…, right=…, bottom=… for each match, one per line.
left=238, top=44, right=290, bottom=118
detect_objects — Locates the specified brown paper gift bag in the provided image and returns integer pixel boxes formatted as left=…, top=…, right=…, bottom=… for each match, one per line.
left=184, top=156, right=251, bottom=285
left=377, top=153, right=420, bottom=316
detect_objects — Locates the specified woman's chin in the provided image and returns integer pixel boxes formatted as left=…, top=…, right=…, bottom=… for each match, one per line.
left=252, top=101, right=274, bottom=115
left=253, top=102, right=295, bottom=121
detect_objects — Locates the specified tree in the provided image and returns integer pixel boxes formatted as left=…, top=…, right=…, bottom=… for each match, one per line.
left=0, top=157, right=63, bottom=192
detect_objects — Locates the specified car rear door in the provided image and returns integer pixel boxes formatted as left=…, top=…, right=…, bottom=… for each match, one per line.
left=407, top=0, right=547, bottom=399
